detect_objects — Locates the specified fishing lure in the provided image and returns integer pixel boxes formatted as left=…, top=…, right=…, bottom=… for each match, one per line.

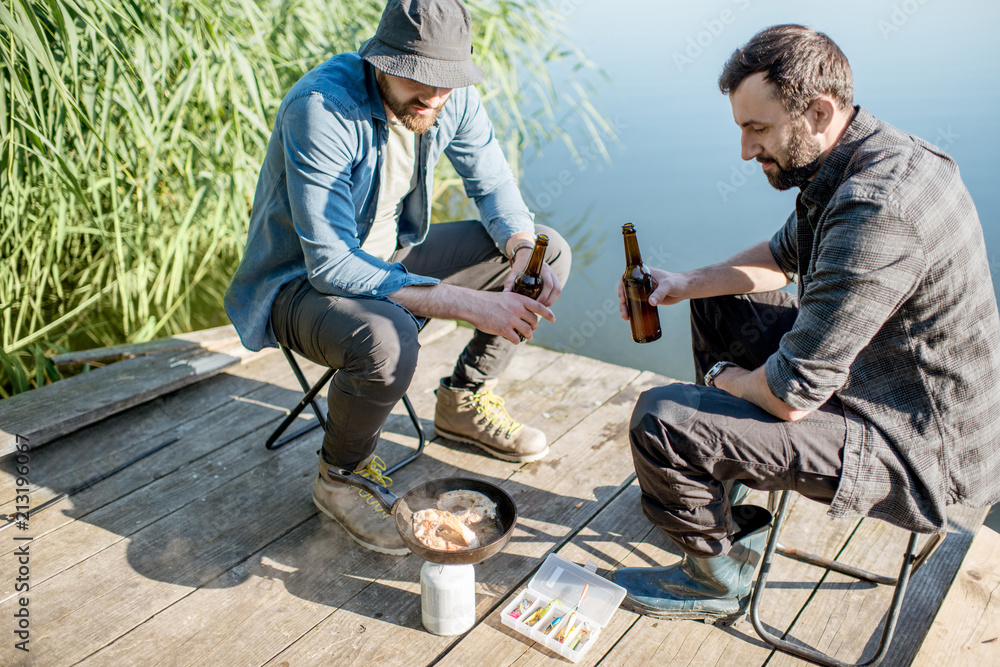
left=555, top=610, right=577, bottom=643
left=523, top=598, right=560, bottom=627
left=509, top=595, right=534, bottom=620
left=568, top=622, right=592, bottom=650
left=541, top=609, right=566, bottom=635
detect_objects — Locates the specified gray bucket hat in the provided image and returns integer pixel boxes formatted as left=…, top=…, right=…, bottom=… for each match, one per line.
left=359, top=0, right=483, bottom=88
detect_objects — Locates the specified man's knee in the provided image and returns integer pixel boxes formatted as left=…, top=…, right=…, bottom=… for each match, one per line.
left=631, top=382, right=703, bottom=430
left=343, top=307, right=420, bottom=392
left=535, top=224, right=572, bottom=285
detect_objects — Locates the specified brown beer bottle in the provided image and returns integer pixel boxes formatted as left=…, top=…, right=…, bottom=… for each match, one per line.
left=512, top=234, right=548, bottom=300
left=622, top=223, right=661, bottom=343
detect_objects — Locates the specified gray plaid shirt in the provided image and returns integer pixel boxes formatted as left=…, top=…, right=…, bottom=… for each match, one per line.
left=766, top=107, right=1000, bottom=532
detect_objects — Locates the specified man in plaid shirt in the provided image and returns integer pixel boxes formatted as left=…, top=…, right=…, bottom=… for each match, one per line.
left=612, top=24, right=1000, bottom=624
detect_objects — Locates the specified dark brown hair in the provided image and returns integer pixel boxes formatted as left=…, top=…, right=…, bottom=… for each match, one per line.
left=718, top=24, right=853, bottom=116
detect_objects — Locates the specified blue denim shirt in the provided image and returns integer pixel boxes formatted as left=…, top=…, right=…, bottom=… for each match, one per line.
left=224, top=53, right=534, bottom=351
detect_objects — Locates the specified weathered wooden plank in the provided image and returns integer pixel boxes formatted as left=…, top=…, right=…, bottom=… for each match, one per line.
left=0, top=328, right=517, bottom=664
left=0, top=326, right=469, bottom=578
left=768, top=504, right=986, bottom=667
left=0, top=443, right=326, bottom=666
left=876, top=503, right=987, bottom=667
left=48, top=324, right=242, bottom=367
left=0, top=349, right=291, bottom=513
left=913, top=525, right=1000, bottom=666
left=2, top=320, right=448, bottom=461
left=0, top=321, right=460, bottom=531
left=76, top=518, right=402, bottom=667
left=0, top=347, right=241, bottom=454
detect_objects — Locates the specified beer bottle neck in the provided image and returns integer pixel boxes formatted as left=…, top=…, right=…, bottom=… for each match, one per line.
left=525, top=239, right=548, bottom=275
left=623, top=232, right=643, bottom=266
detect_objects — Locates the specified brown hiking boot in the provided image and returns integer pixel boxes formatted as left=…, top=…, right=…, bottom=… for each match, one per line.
left=434, top=378, right=549, bottom=462
left=313, top=454, right=408, bottom=556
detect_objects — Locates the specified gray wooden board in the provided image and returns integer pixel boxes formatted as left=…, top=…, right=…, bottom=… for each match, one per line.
left=76, top=517, right=406, bottom=667
left=48, top=324, right=242, bottom=367
left=0, top=328, right=469, bottom=587
left=0, top=380, right=323, bottom=601
left=0, top=348, right=306, bottom=555
left=0, top=347, right=241, bottom=454
left=0, top=327, right=496, bottom=665
left=0, top=322, right=457, bottom=535
left=913, top=525, right=1000, bottom=666
left=0, top=440, right=323, bottom=666
left=0, top=348, right=296, bottom=512
left=768, top=503, right=986, bottom=667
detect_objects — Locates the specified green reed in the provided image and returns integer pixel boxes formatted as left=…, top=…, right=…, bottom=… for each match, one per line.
left=0, top=0, right=610, bottom=397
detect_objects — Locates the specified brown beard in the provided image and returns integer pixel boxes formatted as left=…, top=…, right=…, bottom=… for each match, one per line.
left=375, top=72, right=445, bottom=134
left=759, top=115, right=824, bottom=191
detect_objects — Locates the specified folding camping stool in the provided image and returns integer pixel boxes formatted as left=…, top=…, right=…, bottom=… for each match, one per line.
left=748, top=490, right=944, bottom=667
left=264, top=343, right=426, bottom=475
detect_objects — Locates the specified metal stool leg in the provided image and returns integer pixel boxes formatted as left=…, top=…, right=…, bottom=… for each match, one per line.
left=384, top=393, right=426, bottom=475
left=266, top=347, right=334, bottom=450
left=265, top=346, right=426, bottom=473
left=749, top=490, right=922, bottom=667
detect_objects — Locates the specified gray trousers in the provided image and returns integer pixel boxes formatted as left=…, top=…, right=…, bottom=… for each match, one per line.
left=270, top=221, right=571, bottom=469
left=629, top=292, right=845, bottom=558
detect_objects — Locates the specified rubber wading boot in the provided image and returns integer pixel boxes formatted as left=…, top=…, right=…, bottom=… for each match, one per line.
left=313, top=454, right=409, bottom=556
left=727, top=480, right=752, bottom=506
left=434, top=378, right=548, bottom=462
left=611, top=504, right=773, bottom=625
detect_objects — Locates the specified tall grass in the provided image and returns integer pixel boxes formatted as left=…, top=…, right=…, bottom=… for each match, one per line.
left=0, top=0, right=610, bottom=397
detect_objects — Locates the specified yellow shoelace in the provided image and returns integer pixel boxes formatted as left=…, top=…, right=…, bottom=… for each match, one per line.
left=358, top=455, right=393, bottom=517
left=468, top=390, right=525, bottom=438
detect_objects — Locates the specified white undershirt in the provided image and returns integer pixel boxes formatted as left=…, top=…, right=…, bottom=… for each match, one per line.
left=362, top=120, right=419, bottom=261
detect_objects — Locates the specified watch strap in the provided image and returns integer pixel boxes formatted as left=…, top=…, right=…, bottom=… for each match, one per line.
left=704, top=361, right=735, bottom=387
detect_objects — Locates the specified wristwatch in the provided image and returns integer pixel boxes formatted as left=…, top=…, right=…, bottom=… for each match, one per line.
left=703, top=361, right=736, bottom=387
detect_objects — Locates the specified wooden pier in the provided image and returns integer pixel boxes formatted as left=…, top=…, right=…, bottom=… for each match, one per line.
left=0, top=322, right=995, bottom=666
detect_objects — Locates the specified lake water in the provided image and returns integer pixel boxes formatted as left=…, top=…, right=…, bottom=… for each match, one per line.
left=522, top=0, right=1000, bottom=384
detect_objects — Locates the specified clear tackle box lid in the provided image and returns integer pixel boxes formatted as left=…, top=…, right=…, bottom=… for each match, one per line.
left=526, top=553, right=627, bottom=628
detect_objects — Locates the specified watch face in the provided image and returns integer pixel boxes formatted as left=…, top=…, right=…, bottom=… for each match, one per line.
left=705, top=361, right=729, bottom=386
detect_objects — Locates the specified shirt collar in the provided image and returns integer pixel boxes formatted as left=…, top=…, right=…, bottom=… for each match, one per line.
left=364, top=61, right=388, bottom=123
left=799, top=106, right=876, bottom=210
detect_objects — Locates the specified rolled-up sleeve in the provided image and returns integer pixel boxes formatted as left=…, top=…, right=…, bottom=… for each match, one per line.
left=282, top=93, right=438, bottom=297
left=765, top=197, right=925, bottom=410
left=444, top=87, right=534, bottom=248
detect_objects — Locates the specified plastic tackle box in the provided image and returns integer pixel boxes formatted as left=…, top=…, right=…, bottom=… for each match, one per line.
left=500, top=553, right=627, bottom=662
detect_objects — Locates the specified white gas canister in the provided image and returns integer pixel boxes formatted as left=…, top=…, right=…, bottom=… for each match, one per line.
left=420, top=561, right=476, bottom=636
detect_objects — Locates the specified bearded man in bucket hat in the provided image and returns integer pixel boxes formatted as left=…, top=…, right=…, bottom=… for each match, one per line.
left=225, top=0, right=571, bottom=555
